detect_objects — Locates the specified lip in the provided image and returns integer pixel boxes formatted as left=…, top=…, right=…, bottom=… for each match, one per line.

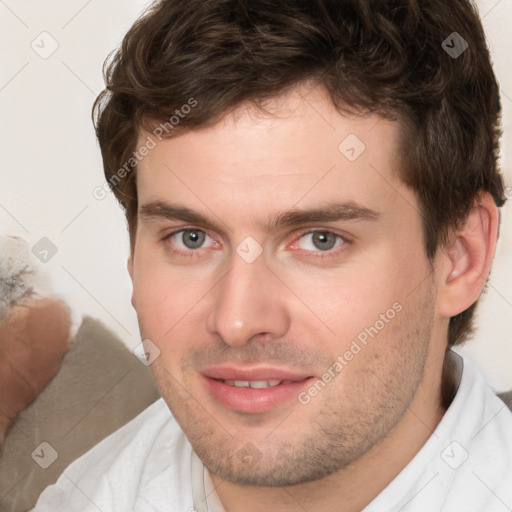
left=201, top=365, right=315, bottom=414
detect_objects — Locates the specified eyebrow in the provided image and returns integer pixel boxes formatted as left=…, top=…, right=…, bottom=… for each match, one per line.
left=139, top=200, right=380, bottom=232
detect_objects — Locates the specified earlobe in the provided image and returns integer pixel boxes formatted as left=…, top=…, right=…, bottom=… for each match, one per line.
left=437, top=192, right=499, bottom=318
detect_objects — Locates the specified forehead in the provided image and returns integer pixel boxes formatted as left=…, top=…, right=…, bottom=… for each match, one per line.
left=135, top=85, right=409, bottom=224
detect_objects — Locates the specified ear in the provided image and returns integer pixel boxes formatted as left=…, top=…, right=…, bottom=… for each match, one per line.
left=127, top=256, right=134, bottom=281
left=437, top=192, right=500, bottom=318
left=127, top=256, right=136, bottom=308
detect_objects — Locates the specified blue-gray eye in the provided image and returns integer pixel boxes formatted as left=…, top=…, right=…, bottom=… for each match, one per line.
left=298, top=232, right=343, bottom=251
left=170, top=229, right=212, bottom=250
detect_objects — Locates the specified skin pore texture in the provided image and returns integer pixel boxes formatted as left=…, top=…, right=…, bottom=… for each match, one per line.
left=127, top=84, right=498, bottom=512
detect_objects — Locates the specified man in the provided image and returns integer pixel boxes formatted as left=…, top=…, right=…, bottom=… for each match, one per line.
left=33, top=0, right=512, bottom=510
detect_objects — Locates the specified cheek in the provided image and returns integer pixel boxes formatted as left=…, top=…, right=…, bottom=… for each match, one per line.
left=290, top=247, right=428, bottom=356
left=133, top=265, right=196, bottom=336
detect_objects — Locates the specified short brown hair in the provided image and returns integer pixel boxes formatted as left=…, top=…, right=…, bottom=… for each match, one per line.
left=93, top=0, right=506, bottom=346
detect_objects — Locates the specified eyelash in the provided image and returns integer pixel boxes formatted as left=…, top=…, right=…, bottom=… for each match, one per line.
left=161, top=228, right=351, bottom=259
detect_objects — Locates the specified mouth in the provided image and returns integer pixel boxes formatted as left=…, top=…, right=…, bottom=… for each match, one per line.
left=201, top=366, right=315, bottom=413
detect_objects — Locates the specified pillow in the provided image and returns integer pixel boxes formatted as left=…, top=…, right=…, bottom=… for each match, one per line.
left=0, top=316, right=160, bottom=512
left=499, top=391, right=512, bottom=410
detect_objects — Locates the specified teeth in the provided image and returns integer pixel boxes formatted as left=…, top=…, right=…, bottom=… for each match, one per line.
left=223, top=379, right=283, bottom=388
left=250, top=380, right=281, bottom=389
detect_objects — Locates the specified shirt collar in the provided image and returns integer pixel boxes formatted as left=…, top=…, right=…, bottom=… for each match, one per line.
left=191, top=450, right=228, bottom=512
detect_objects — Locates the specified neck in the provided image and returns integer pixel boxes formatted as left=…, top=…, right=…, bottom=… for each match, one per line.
left=211, top=349, right=459, bottom=512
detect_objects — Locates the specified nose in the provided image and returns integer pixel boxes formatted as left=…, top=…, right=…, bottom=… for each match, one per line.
left=206, top=251, right=291, bottom=347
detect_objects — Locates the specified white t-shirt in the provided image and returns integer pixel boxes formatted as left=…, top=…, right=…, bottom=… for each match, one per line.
left=32, top=355, right=512, bottom=512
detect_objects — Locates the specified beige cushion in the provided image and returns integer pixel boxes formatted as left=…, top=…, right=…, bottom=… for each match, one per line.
left=498, top=391, right=512, bottom=411
left=0, top=316, right=160, bottom=512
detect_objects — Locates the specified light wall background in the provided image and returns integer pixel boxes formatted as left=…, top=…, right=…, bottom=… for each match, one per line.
left=1, top=0, right=511, bottom=390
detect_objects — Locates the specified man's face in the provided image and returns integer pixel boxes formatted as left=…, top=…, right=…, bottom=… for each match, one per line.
left=129, top=85, right=443, bottom=486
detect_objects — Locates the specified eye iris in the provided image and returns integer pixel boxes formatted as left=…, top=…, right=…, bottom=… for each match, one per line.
left=182, top=230, right=205, bottom=249
left=312, top=232, right=336, bottom=251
